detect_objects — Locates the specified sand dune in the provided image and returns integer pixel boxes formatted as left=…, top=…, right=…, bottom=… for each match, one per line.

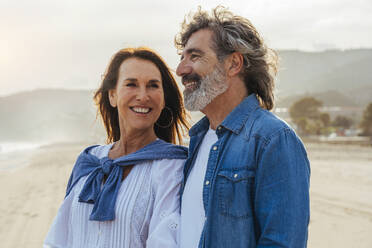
left=1, top=142, right=371, bottom=247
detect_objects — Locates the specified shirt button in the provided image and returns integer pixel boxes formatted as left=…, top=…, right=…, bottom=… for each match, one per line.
left=212, top=146, right=218, bottom=151
left=205, top=180, right=210, bottom=185
left=234, top=174, right=238, bottom=178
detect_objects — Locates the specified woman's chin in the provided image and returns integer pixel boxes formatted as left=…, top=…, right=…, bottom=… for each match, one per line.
left=125, top=123, right=156, bottom=134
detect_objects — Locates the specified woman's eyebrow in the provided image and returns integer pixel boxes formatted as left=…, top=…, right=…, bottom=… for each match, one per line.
left=124, top=78, right=137, bottom=82
left=148, top=79, right=161, bottom=83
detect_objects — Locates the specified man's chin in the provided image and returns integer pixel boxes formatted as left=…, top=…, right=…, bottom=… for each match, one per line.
left=184, top=96, right=209, bottom=112
left=183, top=86, right=199, bottom=96
left=184, top=99, right=202, bottom=112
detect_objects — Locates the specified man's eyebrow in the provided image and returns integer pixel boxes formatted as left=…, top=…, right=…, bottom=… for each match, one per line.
left=180, top=48, right=205, bottom=60
left=185, top=48, right=204, bottom=55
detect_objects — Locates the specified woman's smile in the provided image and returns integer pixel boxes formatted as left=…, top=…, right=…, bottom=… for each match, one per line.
left=130, top=106, right=152, bottom=114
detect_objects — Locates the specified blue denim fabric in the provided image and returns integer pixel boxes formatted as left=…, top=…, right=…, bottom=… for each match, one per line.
left=180, top=94, right=310, bottom=248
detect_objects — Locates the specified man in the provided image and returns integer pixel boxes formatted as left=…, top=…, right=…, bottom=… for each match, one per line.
left=175, top=6, right=310, bottom=248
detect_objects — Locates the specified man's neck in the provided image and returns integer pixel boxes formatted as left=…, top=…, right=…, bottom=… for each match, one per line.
left=202, top=78, right=248, bottom=130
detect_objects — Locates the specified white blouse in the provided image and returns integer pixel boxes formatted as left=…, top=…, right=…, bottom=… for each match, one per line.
left=44, top=144, right=185, bottom=248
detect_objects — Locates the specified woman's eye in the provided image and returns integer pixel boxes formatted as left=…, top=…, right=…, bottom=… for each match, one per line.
left=149, top=83, right=159, bottom=88
left=126, top=83, right=136, bottom=87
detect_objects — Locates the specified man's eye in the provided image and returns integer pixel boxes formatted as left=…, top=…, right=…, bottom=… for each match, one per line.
left=126, top=83, right=136, bottom=87
left=190, top=54, right=199, bottom=60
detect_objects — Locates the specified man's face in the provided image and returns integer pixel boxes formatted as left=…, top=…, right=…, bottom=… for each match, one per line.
left=176, top=29, right=228, bottom=111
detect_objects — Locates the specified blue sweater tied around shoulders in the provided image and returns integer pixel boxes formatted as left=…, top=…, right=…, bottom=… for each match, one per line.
left=66, top=139, right=188, bottom=221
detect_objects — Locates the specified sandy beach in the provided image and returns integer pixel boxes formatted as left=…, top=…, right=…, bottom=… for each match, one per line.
left=0, top=142, right=87, bottom=248
left=1, top=141, right=372, bottom=247
left=306, top=142, right=372, bottom=248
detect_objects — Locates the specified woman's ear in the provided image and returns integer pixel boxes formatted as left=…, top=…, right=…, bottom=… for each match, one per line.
left=226, top=52, right=244, bottom=77
left=108, top=89, right=117, bottom=107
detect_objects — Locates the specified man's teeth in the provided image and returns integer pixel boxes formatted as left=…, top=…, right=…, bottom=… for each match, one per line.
left=132, top=107, right=150, bottom=113
left=185, top=81, right=197, bottom=88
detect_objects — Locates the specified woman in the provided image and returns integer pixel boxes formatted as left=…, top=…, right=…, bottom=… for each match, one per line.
left=44, top=47, right=189, bottom=247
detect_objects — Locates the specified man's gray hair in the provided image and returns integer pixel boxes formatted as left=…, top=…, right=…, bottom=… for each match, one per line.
left=175, top=6, right=278, bottom=110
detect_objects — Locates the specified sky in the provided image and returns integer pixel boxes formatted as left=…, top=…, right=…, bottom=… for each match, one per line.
left=1, top=0, right=371, bottom=96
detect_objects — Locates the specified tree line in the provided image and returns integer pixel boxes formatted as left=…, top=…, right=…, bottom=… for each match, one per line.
left=289, top=97, right=372, bottom=136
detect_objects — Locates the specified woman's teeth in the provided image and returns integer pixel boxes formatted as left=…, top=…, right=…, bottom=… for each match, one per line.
left=131, top=107, right=151, bottom=114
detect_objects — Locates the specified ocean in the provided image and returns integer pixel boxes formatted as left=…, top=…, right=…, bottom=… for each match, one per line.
left=0, top=142, right=46, bottom=171
left=0, top=142, right=44, bottom=154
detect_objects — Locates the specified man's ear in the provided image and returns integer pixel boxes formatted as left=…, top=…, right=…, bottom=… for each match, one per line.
left=108, top=89, right=117, bottom=108
left=226, top=52, right=243, bottom=77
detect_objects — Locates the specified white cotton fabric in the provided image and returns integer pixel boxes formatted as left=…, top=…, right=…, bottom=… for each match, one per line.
left=44, top=143, right=184, bottom=248
left=180, top=128, right=218, bottom=248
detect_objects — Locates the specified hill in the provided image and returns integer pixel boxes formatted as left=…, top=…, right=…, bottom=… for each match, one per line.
left=1, top=49, right=371, bottom=142
left=0, top=89, right=105, bottom=142
left=276, top=90, right=358, bottom=108
left=276, top=49, right=372, bottom=99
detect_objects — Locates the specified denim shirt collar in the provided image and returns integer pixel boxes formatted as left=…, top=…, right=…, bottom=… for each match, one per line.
left=188, top=94, right=260, bottom=137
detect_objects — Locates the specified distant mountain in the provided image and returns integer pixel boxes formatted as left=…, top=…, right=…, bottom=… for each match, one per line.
left=0, top=89, right=105, bottom=142
left=276, top=49, right=372, bottom=98
left=1, top=49, right=371, bottom=142
left=274, top=49, right=372, bottom=121
left=276, top=90, right=359, bottom=108
left=347, top=85, right=372, bottom=106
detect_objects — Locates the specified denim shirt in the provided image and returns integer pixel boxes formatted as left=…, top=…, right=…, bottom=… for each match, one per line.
left=180, top=94, right=310, bottom=248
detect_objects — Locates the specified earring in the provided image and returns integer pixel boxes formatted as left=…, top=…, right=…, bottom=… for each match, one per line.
left=156, top=106, right=174, bottom=128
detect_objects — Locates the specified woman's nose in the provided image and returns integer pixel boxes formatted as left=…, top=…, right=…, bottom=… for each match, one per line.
left=136, top=87, right=149, bottom=101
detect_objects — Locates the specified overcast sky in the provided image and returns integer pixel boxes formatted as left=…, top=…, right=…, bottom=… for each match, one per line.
left=1, top=0, right=371, bottom=96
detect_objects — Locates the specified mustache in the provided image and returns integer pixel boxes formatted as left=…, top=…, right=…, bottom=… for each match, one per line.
left=182, top=73, right=202, bottom=84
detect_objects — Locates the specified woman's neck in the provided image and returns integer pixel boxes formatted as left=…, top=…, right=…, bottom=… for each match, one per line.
left=109, top=129, right=157, bottom=159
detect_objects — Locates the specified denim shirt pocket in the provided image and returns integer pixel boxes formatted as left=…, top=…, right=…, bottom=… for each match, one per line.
left=217, top=168, right=255, bottom=218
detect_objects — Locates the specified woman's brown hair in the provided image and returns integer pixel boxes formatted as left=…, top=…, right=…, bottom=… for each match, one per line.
left=94, top=47, right=189, bottom=144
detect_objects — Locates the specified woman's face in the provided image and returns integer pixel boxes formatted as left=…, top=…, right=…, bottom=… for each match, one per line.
left=109, top=57, right=165, bottom=136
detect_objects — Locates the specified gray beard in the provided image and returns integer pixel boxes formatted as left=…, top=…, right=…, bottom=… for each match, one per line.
left=184, top=64, right=228, bottom=111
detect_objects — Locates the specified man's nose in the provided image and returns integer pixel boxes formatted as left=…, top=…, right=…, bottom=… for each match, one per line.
left=176, top=60, right=192, bottom=77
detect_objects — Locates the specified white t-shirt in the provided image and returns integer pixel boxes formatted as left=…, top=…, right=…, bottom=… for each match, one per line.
left=180, top=127, right=218, bottom=248
left=44, top=144, right=184, bottom=248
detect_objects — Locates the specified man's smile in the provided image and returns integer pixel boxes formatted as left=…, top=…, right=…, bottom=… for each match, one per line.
left=182, top=73, right=202, bottom=91
left=183, top=81, right=199, bottom=90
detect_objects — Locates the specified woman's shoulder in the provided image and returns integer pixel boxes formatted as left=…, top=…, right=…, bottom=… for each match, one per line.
left=79, top=143, right=114, bottom=159
left=153, top=157, right=186, bottom=167
left=153, top=139, right=188, bottom=159
left=150, top=158, right=185, bottom=183
left=148, top=140, right=187, bottom=177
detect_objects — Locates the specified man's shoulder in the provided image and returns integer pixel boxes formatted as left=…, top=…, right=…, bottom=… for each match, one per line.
left=247, top=108, right=294, bottom=139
